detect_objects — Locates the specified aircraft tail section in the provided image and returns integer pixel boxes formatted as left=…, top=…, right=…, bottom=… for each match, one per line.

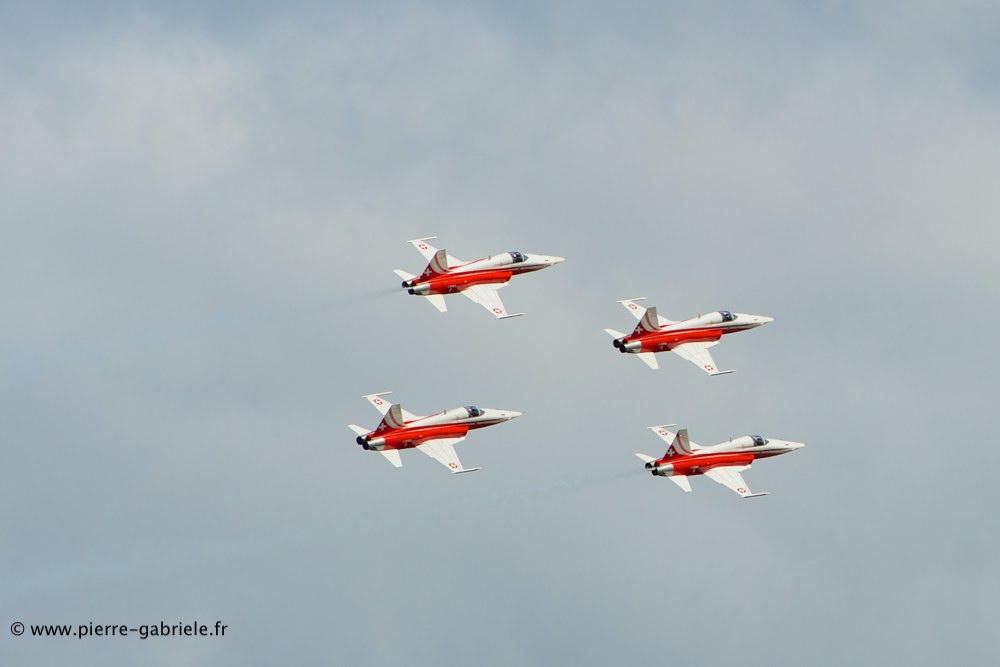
left=374, top=403, right=407, bottom=434
left=665, top=428, right=695, bottom=457
left=418, top=249, right=450, bottom=281
left=633, top=306, right=662, bottom=335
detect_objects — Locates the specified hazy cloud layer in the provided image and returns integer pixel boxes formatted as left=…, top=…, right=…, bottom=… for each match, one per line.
left=2, top=2, right=999, bottom=665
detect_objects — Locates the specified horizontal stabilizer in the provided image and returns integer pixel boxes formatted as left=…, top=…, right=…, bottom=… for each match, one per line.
left=393, top=269, right=416, bottom=282
left=636, top=352, right=659, bottom=370
left=348, top=424, right=368, bottom=437
left=424, top=294, right=447, bottom=312
left=635, top=453, right=656, bottom=464
left=379, top=450, right=403, bottom=468
left=669, top=475, right=692, bottom=492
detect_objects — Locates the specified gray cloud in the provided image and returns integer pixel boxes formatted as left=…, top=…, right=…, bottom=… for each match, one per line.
left=2, top=2, right=999, bottom=665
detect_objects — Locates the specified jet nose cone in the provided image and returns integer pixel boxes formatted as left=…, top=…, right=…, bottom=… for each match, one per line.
left=505, top=410, right=522, bottom=419
left=549, top=256, right=566, bottom=264
left=758, top=315, right=775, bottom=324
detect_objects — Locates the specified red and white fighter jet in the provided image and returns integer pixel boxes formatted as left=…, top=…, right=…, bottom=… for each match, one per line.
left=394, top=237, right=564, bottom=319
left=348, top=392, right=521, bottom=474
left=605, top=298, right=773, bottom=374
left=636, top=425, right=805, bottom=498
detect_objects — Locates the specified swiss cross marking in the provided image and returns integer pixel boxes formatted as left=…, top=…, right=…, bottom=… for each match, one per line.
left=492, top=307, right=502, bottom=314
left=418, top=243, right=428, bottom=250
left=704, top=364, right=714, bottom=371
left=374, top=398, right=383, bottom=405
left=449, top=462, right=459, bottom=469
left=628, top=303, right=637, bottom=310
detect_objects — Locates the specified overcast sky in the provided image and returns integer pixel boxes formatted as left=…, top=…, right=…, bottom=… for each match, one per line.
left=3, top=1, right=999, bottom=665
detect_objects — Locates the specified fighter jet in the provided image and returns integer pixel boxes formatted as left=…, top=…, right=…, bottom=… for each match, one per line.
left=348, top=392, right=521, bottom=474
left=394, top=237, right=564, bottom=319
left=604, top=298, right=773, bottom=374
left=635, top=425, right=805, bottom=498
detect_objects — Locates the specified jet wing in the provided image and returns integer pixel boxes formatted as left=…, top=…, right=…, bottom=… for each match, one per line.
left=416, top=437, right=480, bottom=474
left=362, top=393, right=419, bottom=421
left=406, top=237, right=465, bottom=264
left=670, top=341, right=734, bottom=376
left=647, top=425, right=678, bottom=444
left=704, top=465, right=766, bottom=498
left=617, top=298, right=647, bottom=321
left=462, top=284, right=524, bottom=319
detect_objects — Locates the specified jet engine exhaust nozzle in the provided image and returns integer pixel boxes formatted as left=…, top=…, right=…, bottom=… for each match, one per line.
left=652, top=463, right=675, bottom=477
left=407, top=283, right=430, bottom=295
left=621, top=340, right=642, bottom=353
left=612, top=338, right=622, bottom=349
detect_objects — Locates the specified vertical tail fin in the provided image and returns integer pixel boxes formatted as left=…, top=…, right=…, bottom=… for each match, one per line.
left=374, top=404, right=407, bottom=434
left=418, top=249, right=450, bottom=281
left=668, top=428, right=694, bottom=456
left=634, top=306, right=662, bottom=335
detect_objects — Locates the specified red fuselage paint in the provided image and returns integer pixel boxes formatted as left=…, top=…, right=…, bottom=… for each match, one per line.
left=624, top=322, right=759, bottom=352
left=373, top=423, right=470, bottom=450
left=422, top=269, right=513, bottom=294
left=367, top=416, right=509, bottom=451
left=655, top=449, right=784, bottom=476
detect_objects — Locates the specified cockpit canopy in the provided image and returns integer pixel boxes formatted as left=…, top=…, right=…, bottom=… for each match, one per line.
left=465, top=406, right=484, bottom=418
left=719, top=310, right=735, bottom=322
left=751, top=435, right=768, bottom=446
left=508, top=251, right=527, bottom=263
